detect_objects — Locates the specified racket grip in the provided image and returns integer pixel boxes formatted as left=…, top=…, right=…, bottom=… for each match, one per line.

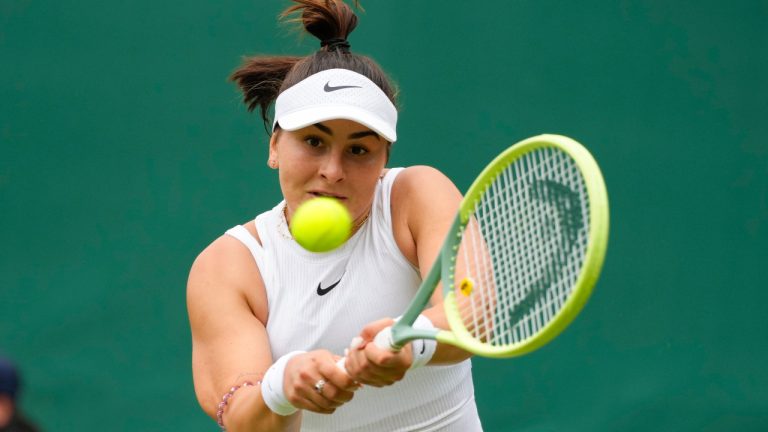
left=336, top=357, right=348, bottom=373
left=336, top=328, right=396, bottom=373
left=373, top=326, right=397, bottom=350
left=335, top=335, right=364, bottom=373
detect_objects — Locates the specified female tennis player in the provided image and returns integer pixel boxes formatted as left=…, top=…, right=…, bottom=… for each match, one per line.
left=187, top=1, right=483, bottom=430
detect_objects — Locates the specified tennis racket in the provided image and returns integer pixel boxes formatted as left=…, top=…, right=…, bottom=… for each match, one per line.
left=343, top=134, right=609, bottom=362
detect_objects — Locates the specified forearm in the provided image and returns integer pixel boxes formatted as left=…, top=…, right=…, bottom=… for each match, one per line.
left=223, top=386, right=302, bottom=432
left=421, top=306, right=473, bottom=365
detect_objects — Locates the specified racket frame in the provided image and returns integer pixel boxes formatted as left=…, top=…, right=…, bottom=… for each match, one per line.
left=389, top=134, right=609, bottom=358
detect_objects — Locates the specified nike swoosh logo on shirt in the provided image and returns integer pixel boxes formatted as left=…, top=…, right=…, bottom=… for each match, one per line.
left=317, top=277, right=343, bottom=296
left=324, top=82, right=362, bottom=92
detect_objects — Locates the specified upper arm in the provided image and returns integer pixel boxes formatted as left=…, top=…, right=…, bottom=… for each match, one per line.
left=391, top=167, right=474, bottom=363
left=187, top=235, right=273, bottom=418
left=391, top=166, right=462, bottom=308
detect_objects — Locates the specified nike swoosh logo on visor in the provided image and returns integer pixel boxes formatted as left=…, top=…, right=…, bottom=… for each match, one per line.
left=324, top=82, right=362, bottom=92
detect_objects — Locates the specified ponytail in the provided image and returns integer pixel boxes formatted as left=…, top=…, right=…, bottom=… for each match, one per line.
left=229, top=56, right=301, bottom=131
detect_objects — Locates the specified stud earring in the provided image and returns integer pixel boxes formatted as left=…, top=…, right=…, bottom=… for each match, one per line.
left=268, top=159, right=278, bottom=169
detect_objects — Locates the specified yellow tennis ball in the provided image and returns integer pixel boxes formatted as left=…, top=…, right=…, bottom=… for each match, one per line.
left=289, top=197, right=352, bottom=253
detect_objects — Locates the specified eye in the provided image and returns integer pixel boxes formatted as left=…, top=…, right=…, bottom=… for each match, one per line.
left=305, top=136, right=323, bottom=147
left=349, top=145, right=369, bottom=156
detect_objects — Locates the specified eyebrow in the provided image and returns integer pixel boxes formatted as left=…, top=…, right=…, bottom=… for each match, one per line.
left=312, top=123, right=381, bottom=141
left=349, top=130, right=381, bottom=140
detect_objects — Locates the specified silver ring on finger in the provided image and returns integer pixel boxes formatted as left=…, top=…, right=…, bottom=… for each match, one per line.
left=314, top=379, right=326, bottom=395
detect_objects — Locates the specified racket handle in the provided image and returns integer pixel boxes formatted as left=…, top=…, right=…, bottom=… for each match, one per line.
left=336, top=357, right=348, bottom=373
left=373, top=326, right=397, bottom=350
left=336, top=327, right=398, bottom=373
left=335, top=335, right=364, bottom=373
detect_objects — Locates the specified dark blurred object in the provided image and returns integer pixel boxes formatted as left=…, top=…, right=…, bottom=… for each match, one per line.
left=0, top=357, right=40, bottom=432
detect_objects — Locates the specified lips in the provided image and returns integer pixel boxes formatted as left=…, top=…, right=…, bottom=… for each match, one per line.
left=309, top=191, right=346, bottom=200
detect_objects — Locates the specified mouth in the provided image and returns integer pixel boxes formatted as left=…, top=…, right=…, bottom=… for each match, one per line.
left=308, top=191, right=346, bottom=200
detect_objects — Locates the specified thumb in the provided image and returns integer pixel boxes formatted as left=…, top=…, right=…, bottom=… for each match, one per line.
left=358, top=317, right=395, bottom=344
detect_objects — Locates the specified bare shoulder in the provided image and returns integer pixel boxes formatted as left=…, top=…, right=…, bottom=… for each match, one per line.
left=391, top=165, right=461, bottom=216
left=392, top=165, right=452, bottom=191
left=390, top=166, right=462, bottom=266
left=187, top=233, right=268, bottom=324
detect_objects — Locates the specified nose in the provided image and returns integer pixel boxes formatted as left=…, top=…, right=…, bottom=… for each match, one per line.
left=319, top=151, right=345, bottom=183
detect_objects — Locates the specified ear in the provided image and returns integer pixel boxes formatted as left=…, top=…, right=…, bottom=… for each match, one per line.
left=268, top=130, right=279, bottom=162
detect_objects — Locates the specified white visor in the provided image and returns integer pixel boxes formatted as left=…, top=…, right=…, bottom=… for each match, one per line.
left=273, top=68, right=398, bottom=142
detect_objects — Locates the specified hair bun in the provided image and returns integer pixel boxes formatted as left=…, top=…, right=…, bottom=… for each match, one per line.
left=283, top=0, right=358, bottom=48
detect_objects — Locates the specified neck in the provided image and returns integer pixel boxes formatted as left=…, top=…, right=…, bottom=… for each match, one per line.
left=351, top=210, right=371, bottom=234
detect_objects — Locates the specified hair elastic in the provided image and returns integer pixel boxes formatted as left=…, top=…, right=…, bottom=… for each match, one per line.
left=321, top=38, right=351, bottom=52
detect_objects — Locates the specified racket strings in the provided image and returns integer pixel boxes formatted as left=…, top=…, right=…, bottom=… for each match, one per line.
left=454, top=147, right=590, bottom=347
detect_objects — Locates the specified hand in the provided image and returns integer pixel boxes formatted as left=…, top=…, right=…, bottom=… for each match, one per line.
left=283, top=350, right=360, bottom=414
left=342, top=318, right=414, bottom=387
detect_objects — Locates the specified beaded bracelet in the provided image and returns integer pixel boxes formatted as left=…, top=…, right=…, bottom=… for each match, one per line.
left=216, top=380, right=259, bottom=430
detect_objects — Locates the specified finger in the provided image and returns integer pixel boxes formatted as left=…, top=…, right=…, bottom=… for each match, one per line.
left=359, top=318, right=395, bottom=342
left=353, top=372, right=397, bottom=388
left=345, top=347, right=405, bottom=387
left=361, top=348, right=409, bottom=385
left=346, top=359, right=401, bottom=387
left=344, top=346, right=401, bottom=386
left=363, top=342, right=411, bottom=369
left=349, top=336, right=365, bottom=350
left=286, top=378, right=337, bottom=414
left=342, top=345, right=368, bottom=381
left=301, top=378, right=344, bottom=412
left=298, top=395, right=336, bottom=414
left=322, top=360, right=361, bottom=392
left=315, top=380, right=356, bottom=404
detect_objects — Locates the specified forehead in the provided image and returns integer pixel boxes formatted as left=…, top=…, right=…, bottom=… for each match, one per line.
left=292, top=120, right=382, bottom=141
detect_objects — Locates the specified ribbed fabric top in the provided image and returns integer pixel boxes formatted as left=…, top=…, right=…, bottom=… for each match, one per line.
left=225, top=168, right=479, bottom=431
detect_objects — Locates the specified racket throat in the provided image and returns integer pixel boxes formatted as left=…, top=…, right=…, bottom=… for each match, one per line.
left=389, top=324, right=440, bottom=350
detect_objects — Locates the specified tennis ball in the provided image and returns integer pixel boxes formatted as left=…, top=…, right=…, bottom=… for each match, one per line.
left=289, top=197, right=352, bottom=253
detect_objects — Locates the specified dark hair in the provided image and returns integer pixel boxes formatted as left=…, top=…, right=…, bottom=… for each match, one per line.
left=230, top=0, right=398, bottom=133
left=0, top=356, right=19, bottom=400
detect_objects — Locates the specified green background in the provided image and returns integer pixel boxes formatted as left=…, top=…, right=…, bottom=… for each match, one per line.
left=2, top=1, right=766, bottom=430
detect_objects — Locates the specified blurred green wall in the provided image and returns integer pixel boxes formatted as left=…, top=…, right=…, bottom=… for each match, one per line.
left=2, top=1, right=766, bottom=430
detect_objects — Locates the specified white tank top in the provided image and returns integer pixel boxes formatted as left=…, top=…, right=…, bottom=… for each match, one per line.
left=226, top=168, right=482, bottom=431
